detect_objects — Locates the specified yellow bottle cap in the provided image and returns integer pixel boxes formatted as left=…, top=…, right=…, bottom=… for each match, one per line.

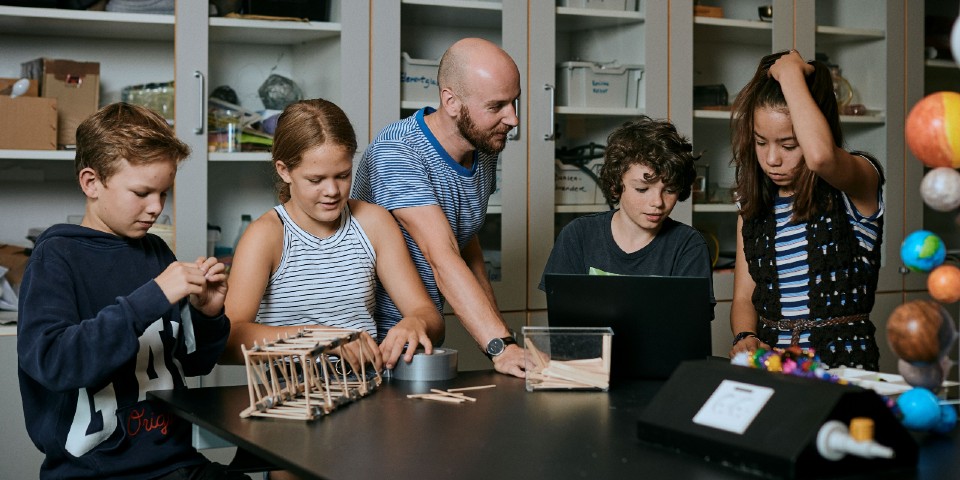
left=849, top=417, right=875, bottom=442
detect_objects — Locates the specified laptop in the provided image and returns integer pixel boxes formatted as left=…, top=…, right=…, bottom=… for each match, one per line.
left=543, top=273, right=713, bottom=381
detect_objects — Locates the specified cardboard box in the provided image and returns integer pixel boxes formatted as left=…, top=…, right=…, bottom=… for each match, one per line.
left=0, top=244, right=31, bottom=291
left=21, top=58, right=100, bottom=148
left=0, top=96, right=58, bottom=150
left=694, top=5, right=724, bottom=18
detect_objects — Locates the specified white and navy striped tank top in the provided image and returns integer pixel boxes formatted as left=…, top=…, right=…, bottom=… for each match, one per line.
left=772, top=193, right=883, bottom=348
left=255, top=204, right=378, bottom=338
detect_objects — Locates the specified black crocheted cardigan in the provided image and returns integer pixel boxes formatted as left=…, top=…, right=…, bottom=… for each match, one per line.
left=742, top=158, right=883, bottom=369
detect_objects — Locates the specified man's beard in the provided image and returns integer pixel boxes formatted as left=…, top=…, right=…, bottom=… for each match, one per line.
left=456, top=104, right=508, bottom=156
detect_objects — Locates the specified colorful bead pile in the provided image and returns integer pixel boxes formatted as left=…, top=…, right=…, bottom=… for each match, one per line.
left=731, top=346, right=847, bottom=385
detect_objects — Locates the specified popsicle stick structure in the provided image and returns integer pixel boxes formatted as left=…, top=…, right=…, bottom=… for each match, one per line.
left=240, top=327, right=381, bottom=421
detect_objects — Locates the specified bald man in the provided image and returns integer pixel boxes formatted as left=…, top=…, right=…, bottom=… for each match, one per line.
left=352, top=38, right=524, bottom=377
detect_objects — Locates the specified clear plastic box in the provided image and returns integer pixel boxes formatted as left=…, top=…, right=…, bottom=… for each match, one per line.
left=523, top=326, right=614, bottom=391
left=557, top=61, right=644, bottom=109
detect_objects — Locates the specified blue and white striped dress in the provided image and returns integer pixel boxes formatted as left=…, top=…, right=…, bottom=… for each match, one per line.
left=255, top=204, right=377, bottom=338
left=352, top=107, right=498, bottom=340
left=772, top=192, right=883, bottom=349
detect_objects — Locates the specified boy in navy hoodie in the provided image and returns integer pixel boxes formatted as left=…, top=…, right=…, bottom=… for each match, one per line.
left=17, top=103, right=246, bottom=479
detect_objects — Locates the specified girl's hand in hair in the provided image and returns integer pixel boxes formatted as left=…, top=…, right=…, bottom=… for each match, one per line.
left=769, top=49, right=815, bottom=82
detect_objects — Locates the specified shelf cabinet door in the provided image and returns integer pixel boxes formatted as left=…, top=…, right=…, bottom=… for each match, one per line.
left=528, top=1, right=659, bottom=310
left=174, top=0, right=210, bottom=261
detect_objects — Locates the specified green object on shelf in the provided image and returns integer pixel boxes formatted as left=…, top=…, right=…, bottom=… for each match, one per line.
left=240, top=132, right=273, bottom=147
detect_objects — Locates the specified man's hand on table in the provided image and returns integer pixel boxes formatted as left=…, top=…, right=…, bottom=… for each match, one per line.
left=493, top=344, right=525, bottom=378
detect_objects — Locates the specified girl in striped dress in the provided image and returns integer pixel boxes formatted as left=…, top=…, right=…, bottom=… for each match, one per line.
left=728, top=50, right=884, bottom=370
left=221, top=99, right=442, bottom=373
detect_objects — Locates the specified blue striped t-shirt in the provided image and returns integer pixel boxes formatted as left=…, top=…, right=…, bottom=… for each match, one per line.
left=352, top=108, right=498, bottom=340
left=256, top=204, right=378, bottom=338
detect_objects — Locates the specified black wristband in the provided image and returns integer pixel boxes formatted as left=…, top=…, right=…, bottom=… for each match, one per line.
left=732, top=331, right=758, bottom=346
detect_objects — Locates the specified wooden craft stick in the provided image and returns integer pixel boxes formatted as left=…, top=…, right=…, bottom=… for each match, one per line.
left=542, top=361, right=609, bottom=389
left=446, top=384, right=497, bottom=393
left=421, top=394, right=466, bottom=404
left=241, top=345, right=257, bottom=408
left=524, top=337, right=549, bottom=370
left=430, top=389, right=477, bottom=402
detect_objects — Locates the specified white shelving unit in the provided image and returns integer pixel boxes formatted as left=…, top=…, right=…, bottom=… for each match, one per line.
left=0, top=3, right=360, bottom=258
left=0, top=6, right=176, bottom=246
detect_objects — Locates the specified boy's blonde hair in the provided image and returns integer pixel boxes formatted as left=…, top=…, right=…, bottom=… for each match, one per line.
left=75, top=102, right=190, bottom=183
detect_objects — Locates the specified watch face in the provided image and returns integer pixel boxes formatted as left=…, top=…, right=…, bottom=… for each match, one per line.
left=486, top=337, right=505, bottom=356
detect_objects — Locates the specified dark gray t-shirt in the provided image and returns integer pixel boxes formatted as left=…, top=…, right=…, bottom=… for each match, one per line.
left=539, top=210, right=716, bottom=314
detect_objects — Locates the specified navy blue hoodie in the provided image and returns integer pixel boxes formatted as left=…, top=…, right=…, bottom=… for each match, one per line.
left=17, top=224, right=230, bottom=479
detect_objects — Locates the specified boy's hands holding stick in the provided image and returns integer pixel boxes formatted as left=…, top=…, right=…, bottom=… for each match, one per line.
left=155, top=257, right=228, bottom=317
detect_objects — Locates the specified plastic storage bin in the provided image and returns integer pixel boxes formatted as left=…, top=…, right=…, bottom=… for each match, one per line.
left=559, top=0, right=635, bottom=11
left=557, top=61, right=644, bottom=109
left=401, top=52, right=441, bottom=103
left=555, top=158, right=604, bottom=205
left=523, top=326, right=614, bottom=391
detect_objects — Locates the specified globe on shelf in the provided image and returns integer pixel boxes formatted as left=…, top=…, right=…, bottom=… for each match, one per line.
left=927, top=264, right=960, bottom=304
left=920, top=167, right=960, bottom=212
left=900, top=230, right=946, bottom=273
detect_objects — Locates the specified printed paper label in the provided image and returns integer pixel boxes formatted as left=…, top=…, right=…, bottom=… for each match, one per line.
left=692, top=379, right=774, bottom=434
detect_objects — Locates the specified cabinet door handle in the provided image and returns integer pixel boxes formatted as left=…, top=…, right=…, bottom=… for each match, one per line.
left=507, top=97, right=520, bottom=141
left=194, top=70, right=205, bottom=135
left=544, top=83, right=555, bottom=141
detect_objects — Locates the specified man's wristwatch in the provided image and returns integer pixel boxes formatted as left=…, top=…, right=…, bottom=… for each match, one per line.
left=732, top=331, right=758, bottom=346
left=484, top=334, right=517, bottom=359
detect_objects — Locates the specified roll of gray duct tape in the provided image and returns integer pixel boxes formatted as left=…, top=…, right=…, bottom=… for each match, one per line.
left=389, top=348, right=458, bottom=381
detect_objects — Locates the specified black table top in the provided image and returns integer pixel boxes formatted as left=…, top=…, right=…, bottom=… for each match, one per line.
left=150, top=370, right=959, bottom=480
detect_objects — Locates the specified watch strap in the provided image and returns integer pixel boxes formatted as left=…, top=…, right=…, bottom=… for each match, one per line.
left=732, top=331, right=758, bottom=346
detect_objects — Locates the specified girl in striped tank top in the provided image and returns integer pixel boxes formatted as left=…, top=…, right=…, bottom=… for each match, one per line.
left=221, top=99, right=442, bottom=373
left=728, top=50, right=884, bottom=370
